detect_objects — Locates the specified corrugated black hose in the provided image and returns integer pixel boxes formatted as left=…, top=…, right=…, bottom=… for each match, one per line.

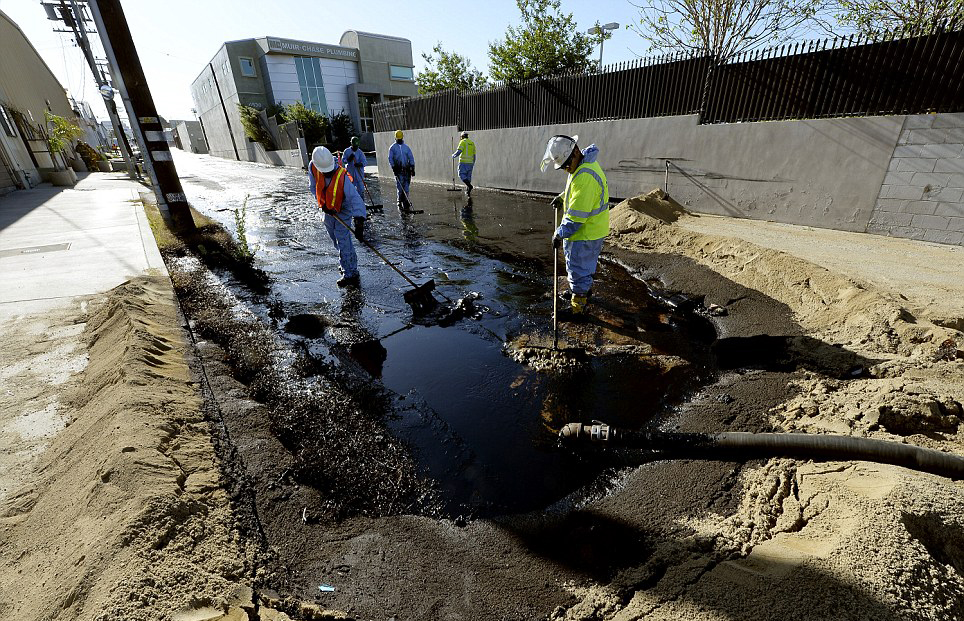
left=559, top=423, right=964, bottom=480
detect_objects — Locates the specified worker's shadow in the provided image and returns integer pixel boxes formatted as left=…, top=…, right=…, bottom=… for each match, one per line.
left=713, top=334, right=883, bottom=378
left=495, top=506, right=904, bottom=620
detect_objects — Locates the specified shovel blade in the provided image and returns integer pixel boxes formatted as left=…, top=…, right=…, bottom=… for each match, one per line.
left=403, top=280, right=438, bottom=314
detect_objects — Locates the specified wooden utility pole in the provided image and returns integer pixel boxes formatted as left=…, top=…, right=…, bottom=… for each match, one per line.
left=44, top=1, right=138, bottom=178
left=87, top=0, right=195, bottom=231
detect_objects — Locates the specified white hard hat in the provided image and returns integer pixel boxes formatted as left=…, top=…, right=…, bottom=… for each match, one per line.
left=540, top=134, right=578, bottom=172
left=311, top=146, right=335, bottom=173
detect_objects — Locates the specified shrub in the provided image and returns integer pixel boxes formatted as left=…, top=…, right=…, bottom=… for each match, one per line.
left=44, top=111, right=84, bottom=169
left=75, top=142, right=102, bottom=167
left=283, top=102, right=329, bottom=149
left=237, top=104, right=275, bottom=150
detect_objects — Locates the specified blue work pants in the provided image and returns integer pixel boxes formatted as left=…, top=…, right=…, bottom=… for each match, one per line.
left=395, top=173, right=412, bottom=207
left=323, top=211, right=359, bottom=278
left=563, top=238, right=605, bottom=295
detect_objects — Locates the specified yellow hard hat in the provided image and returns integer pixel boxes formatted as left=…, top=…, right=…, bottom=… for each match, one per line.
left=394, top=130, right=404, bottom=140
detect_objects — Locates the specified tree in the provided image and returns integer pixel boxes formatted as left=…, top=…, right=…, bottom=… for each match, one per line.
left=487, top=0, right=597, bottom=81
left=822, top=0, right=963, bottom=35
left=416, top=43, right=488, bottom=93
left=628, top=0, right=820, bottom=61
left=282, top=102, right=329, bottom=149
left=328, top=110, right=354, bottom=150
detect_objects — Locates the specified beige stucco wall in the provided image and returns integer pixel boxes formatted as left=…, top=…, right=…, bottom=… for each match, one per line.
left=0, top=10, right=78, bottom=185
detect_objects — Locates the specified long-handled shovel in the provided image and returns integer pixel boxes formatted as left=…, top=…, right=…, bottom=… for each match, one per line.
left=394, top=173, right=423, bottom=214
left=328, top=211, right=436, bottom=312
left=363, top=183, right=382, bottom=210
left=552, top=206, right=560, bottom=350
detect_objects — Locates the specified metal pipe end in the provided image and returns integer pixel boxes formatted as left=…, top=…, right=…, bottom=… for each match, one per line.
left=559, top=423, right=585, bottom=440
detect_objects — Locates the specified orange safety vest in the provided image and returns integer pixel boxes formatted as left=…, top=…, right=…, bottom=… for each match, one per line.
left=311, top=164, right=353, bottom=212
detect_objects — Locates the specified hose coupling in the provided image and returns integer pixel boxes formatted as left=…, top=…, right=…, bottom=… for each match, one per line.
left=559, top=421, right=612, bottom=442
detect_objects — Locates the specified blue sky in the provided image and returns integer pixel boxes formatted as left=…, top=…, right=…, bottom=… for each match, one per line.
left=0, top=0, right=649, bottom=121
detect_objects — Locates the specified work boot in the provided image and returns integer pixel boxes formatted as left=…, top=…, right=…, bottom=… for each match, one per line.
left=353, top=216, right=366, bottom=241
left=558, top=288, right=592, bottom=304
left=336, top=274, right=360, bottom=288
left=556, top=296, right=588, bottom=321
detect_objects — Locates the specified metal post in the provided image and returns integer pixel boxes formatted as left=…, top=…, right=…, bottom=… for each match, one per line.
left=664, top=160, right=670, bottom=193
left=62, top=0, right=136, bottom=179
left=88, top=0, right=195, bottom=230
left=599, top=36, right=605, bottom=70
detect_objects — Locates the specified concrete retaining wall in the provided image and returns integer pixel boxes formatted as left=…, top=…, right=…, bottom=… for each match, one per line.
left=868, top=113, right=964, bottom=245
left=375, top=113, right=964, bottom=245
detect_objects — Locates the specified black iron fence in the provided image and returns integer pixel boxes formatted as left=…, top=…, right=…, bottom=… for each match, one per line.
left=374, top=25, right=964, bottom=132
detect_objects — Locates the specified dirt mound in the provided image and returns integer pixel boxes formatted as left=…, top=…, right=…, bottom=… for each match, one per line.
left=0, top=274, right=255, bottom=621
left=610, top=190, right=958, bottom=359
left=610, top=188, right=688, bottom=233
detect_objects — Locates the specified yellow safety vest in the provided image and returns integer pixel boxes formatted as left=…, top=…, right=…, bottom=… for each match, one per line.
left=562, top=159, right=609, bottom=241
left=457, top=138, right=476, bottom=164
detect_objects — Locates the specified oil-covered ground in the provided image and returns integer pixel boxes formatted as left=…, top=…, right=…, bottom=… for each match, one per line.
left=167, top=152, right=964, bottom=620
left=176, top=154, right=720, bottom=519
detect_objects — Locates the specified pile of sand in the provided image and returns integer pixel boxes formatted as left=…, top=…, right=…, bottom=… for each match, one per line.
left=609, top=190, right=958, bottom=358
left=609, top=188, right=689, bottom=233
left=0, top=274, right=256, bottom=620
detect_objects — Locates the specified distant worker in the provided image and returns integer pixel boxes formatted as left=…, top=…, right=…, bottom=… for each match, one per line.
left=308, top=146, right=366, bottom=288
left=541, top=134, right=610, bottom=317
left=388, top=130, right=415, bottom=210
left=451, top=130, right=476, bottom=195
left=342, top=136, right=368, bottom=239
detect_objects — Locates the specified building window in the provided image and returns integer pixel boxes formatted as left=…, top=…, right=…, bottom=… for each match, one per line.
left=389, top=65, right=414, bottom=81
left=0, top=106, right=16, bottom=137
left=239, top=57, right=257, bottom=77
left=294, top=56, right=329, bottom=116
left=357, top=94, right=377, bottom=133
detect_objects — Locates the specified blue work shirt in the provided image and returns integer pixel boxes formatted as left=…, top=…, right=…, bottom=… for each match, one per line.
left=388, top=141, right=415, bottom=170
left=342, top=146, right=367, bottom=178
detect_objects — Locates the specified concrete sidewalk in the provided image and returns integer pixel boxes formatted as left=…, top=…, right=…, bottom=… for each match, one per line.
left=0, top=172, right=164, bottom=320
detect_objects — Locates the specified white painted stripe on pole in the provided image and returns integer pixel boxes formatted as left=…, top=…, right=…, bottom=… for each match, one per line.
left=145, top=130, right=165, bottom=141
left=151, top=150, right=172, bottom=161
left=166, top=192, right=187, bottom=203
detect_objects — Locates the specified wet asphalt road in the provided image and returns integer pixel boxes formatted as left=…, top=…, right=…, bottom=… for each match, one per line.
left=173, top=151, right=715, bottom=517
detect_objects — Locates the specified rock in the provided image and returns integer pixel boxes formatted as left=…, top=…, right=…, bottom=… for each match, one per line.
left=935, top=338, right=961, bottom=361
left=226, top=584, right=254, bottom=611
left=706, top=303, right=728, bottom=317
left=298, top=602, right=352, bottom=620
left=260, top=608, right=294, bottom=621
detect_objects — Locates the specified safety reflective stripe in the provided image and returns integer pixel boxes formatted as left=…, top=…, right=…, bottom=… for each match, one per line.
left=564, top=166, right=607, bottom=220
left=458, top=139, right=476, bottom=164
left=312, top=165, right=346, bottom=212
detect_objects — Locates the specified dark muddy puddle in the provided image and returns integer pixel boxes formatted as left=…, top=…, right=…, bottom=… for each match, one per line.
left=182, top=171, right=717, bottom=517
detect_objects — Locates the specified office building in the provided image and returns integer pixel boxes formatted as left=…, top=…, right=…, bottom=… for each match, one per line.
left=191, top=31, right=416, bottom=162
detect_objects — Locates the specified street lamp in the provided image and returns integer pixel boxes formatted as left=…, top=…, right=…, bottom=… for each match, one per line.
left=587, top=22, right=620, bottom=70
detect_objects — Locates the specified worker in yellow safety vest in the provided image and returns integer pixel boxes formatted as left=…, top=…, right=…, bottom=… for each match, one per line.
left=451, top=130, right=476, bottom=195
left=540, top=134, right=609, bottom=317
